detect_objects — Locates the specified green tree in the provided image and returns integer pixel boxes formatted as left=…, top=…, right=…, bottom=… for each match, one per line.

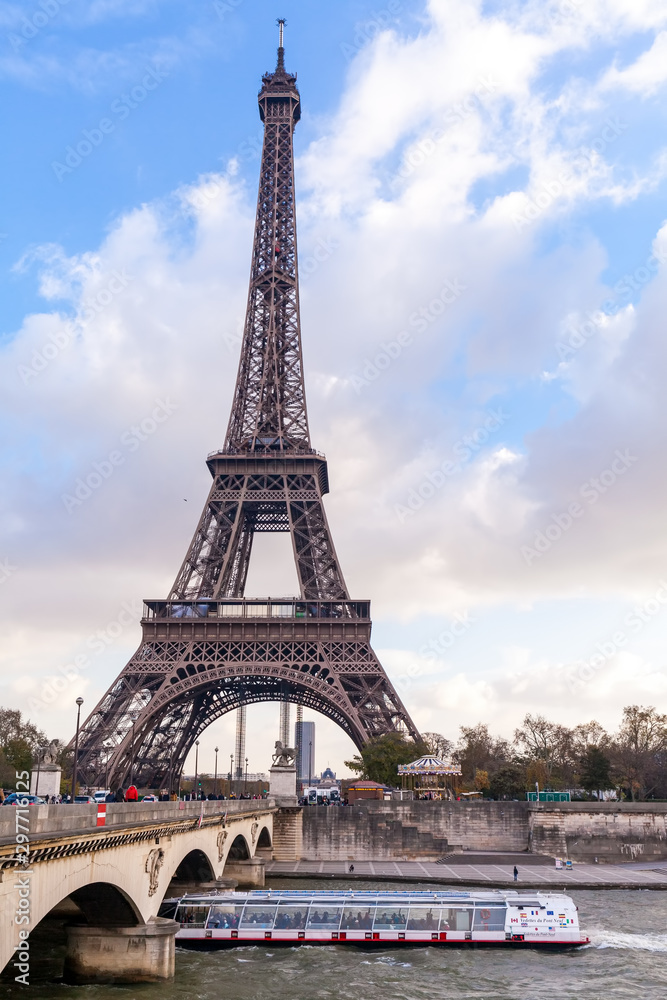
left=345, top=733, right=427, bottom=786
left=0, top=707, right=47, bottom=752
left=489, top=763, right=526, bottom=799
left=579, top=746, right=612, bottom=798
left=454, top=723, right=511, bottom=786
left=4, top=738, right=34, bottom=775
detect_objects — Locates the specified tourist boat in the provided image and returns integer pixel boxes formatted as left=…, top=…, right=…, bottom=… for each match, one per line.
left=161, top=889, right=588, bottom=947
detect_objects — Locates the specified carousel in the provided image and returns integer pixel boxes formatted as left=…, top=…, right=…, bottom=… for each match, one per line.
left=397, top=755, right=462, bottom=800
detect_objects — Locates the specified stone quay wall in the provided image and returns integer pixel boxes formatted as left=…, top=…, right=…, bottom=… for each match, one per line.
left=301, top=801, right=667, bottom=863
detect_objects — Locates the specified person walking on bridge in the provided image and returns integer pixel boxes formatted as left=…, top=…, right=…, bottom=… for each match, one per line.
left=513, top=866, right=519, bottom=882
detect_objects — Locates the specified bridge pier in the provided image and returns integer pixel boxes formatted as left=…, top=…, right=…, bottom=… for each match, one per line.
left=223, top=858, right=265, bottom=887
left=64, top=918, right=178, bottom=984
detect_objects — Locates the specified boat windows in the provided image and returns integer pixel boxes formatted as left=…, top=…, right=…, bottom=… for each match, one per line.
left=341, top=906, right=375, bottom=930
left=206, top=904, right=245, bottom=930
left=306, top=907, right=343, bottom=930
left=373, top=907, right=408, bottom=930
left=274, top=905, right=308, bottom=930
left=239, top=905, right=278, bottom=929
left=440, top=908, right=473, bottom=932
left=473, top=906, right=506, bottom=932
left=406, top=908, right=441, bottom=931
left=177, top=905, right=210, bottom=928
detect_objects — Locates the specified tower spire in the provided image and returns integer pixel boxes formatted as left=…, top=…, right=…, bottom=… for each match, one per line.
left=225, top=19, right=305, bottom=453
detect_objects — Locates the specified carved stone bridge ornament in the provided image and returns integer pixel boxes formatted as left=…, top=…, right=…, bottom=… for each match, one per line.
left=145, top=848, right=165, bottom=896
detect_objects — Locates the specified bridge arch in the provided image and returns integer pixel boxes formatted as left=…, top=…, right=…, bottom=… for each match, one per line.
left=169, top=847, right=216, bottom=886
left=77, top=670, right=369, bottom=789
left=226, top=834, right=250, bottom=861
left=257, top=826, right=272, bottom=849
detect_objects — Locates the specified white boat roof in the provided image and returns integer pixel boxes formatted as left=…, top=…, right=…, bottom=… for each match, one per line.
left=171, top=889, right=574, bottom=905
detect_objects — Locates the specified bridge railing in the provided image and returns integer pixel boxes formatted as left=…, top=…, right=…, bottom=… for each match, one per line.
left=0, top=798, right=276, bottom=845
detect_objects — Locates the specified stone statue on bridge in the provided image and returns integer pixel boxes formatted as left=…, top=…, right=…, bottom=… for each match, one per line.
left=38, top=740, right=61, bottom=766
left=271, top=741, right=297, bottom=768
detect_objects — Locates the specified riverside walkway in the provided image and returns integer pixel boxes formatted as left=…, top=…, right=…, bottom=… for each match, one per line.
left=266, top=856, right=667, bottom=890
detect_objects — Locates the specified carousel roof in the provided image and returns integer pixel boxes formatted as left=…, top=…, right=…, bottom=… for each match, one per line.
left=397, top=755, right=462, bottom=775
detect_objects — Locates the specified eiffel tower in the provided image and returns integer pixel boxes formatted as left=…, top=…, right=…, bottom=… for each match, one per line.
left=74, top=24, right=420, bottom=790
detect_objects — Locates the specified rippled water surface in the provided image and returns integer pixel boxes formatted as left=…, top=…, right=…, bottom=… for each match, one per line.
left=3, top=881, right=666, bottom=999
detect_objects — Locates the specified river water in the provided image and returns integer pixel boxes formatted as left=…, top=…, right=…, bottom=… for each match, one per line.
left=2, top=880, right=666, bottom=999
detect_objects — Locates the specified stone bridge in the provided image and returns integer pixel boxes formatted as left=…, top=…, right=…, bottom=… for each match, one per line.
left=0, top=798, right=300, bottom=983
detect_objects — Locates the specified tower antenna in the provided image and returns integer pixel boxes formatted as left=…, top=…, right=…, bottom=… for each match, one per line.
left=277, top=17, right=285, bottom=49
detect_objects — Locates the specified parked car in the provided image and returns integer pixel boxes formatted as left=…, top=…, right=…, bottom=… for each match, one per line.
left=93, top=790, right=111, bottom=803
left=2, top=793, right=45, bottom=805
left=74, top=795, right=96, bottom=803
left=140, top=794, right=158, bottom=802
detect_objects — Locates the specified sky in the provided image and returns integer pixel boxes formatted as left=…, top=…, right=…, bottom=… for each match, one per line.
left=2, top=0, right=667, bottom=781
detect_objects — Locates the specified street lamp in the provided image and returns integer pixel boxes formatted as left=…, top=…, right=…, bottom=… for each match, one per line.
left=229, top=753, right=234, bottom=796
left=194, top=740, right=200, bottom=800
left=308, top=740, right=312, bottom=789
left=214, top=746, right=219, bottom=797
left=71, top=697, right=84, bottom=802
left=244, top=756, right=248, bottom=795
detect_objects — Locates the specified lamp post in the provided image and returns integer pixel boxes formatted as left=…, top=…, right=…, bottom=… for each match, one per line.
left=214, top=746, right=219, bottom=797
left=71, top=697, right=84, bottom=803
left=194, top=740, right=200, bottom=800
left=35, top=747, right=42, bottom=798
left=244, top=756, right=248, bottom=795
left=308, top=740, right=312, bottom=789
left=229, top=753, right=234, bottom=796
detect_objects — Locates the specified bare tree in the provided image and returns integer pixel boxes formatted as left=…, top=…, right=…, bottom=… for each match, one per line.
left=612, top=705, right=667, bottom=800
left=513, top=714, right=574, bottom=784
left=421, top=732, right=453, bottom=759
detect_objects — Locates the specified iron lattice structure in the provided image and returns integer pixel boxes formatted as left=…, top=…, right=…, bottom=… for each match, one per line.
left=72, top=36, right=420, bottom=790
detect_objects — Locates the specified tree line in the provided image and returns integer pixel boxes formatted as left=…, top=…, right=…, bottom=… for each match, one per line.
left=345, top=705, right=667, bottom=801
left=3, top=703, right=666, bottom=801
